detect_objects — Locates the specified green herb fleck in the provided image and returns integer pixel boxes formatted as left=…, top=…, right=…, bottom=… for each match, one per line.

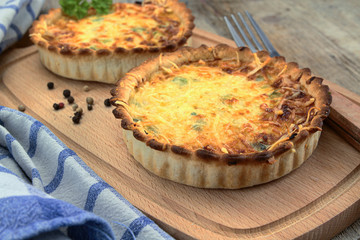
left=132, top=27, right=146, bottom=33
left=220, top=94, right=234, bottom=102
left=220, top=94, right=238, bottom=107
left=191, top=124, right=203, bottom=131
left=256, top=76, right=264, bottom=81
left=269, top=90, right=282, bottom=99
left=190, top=112, right=197, bottom=116
left=92, top=17, right=104, bottom=22
left=191, top=119, right=206, bottom=132
left=145, top=125, right=159, bottom=135
left=172, top=76, right=188, bottom=86
left=152, top=31, right=160, bottom=37
left=252, top=142, right=269, bottom=152
left=100, top=39, right=112, bottom=44
left=260, top=84, right=270, bottom=89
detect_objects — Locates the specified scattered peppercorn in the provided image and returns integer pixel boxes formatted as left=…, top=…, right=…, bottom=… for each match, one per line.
left=76, top=107, right=83, bottom=114
left=87, top=104, right=93, bottom=111
left=47, top=82, right=54, bottom=90
left=67, top=96, right=74, bottom=104
left=72, top=109, right=83, bottom=124
left=86, top=97, right=94, bottom=105
left=18, top=105, right=25, bottom=112
left=74, top=111, right=82, bottom=118
left=58, top=102, right=65, bottom=109
left=53, top=103, right=60, bottom=110
left=72, top=116, right=80, bottom=124
left=83, top=85, right=90, bottom=92
left=104, top=98, right=111, bottom=107
left=72, top=103, right=78, bottom=111
left=63, top=89, right=71, bottom=98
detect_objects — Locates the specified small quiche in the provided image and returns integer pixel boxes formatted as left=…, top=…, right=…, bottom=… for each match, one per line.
left=110, top=44, right=331, bottom=189
left=29, top=0, right=194, bottom=83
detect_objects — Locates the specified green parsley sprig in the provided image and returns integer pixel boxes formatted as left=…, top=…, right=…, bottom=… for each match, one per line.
left=59, top=0, right=112, bottom=20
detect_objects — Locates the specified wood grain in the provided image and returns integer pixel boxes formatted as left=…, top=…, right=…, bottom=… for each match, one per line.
left=0, top=30, right=359, bottom=239
left=188, top=0, right=360, bottom=98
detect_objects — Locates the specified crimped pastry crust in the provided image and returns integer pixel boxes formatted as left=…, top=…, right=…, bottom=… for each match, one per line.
left=123, top=129, right=321, bottom=188
left=29, top=0, right=195, bottom=83
left=110, top=44, right=332, bottom=189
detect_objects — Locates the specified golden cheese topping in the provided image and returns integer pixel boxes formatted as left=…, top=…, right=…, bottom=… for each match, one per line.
left=127, top=58, right=316, bottom=154
left=38, top=3, right=183, bottom=50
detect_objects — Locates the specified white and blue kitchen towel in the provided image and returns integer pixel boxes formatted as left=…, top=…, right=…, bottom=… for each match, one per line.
left=1, top=1, right=173, bottom=239
left=0, top=106, right=173, bottom=240
left=0, top=0, right=45, bottom=54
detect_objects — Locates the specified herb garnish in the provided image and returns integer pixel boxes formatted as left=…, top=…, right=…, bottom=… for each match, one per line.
left=59, top=0, right=112, bottom=20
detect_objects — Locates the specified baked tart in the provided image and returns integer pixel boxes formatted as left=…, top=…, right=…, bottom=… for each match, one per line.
left=110, top=44, right=331, bottom=189
left=29, top=0, right=194, bottom=83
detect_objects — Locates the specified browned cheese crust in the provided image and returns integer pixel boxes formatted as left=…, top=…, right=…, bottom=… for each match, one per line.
left=110, top=44, right=332, bottom=189
left=29, top=0, right=195, bottom=83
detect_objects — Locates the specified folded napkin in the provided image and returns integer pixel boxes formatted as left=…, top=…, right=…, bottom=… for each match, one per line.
left=0, top=2, right=173, bottom=239
left=0, top=0, right=45, bottom=54
left=0, top=106, right=173, bottom=240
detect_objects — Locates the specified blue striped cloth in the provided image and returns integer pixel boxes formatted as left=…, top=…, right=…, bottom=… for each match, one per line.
left=0, top=106, right=174, bottom=240
left=0, top=0, right=45, bottom=54
left=0, top=2, right=174, bottom=239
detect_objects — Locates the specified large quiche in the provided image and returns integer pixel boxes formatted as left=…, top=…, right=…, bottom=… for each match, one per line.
left=29, top=0, right=194, bottom=83
left=110, top=44, right=331, bottom=189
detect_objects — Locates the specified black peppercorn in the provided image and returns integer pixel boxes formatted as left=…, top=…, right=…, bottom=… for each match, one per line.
left=47, top=82, right=54, bottom=90
left=63, top=89, right=71, bottom=98
left=72, top=116, right=80, bottom=124
left=74, top=111, right=82, bottom=118
left=87, top=104, right=93, bottom=111
left=104, top=98, right=111, bottom=107
left=68, top=96, right=74, bottom=104
left=53, top=103, right=60, bottom=110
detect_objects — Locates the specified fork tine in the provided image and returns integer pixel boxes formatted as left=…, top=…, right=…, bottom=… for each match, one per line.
left=236, top=12, right=263, bottom=51
left=230, top=14, right=256, bottom=52
left=224, top=16, right=245, bottom=47
left=245, top=11, right=280, bottom=57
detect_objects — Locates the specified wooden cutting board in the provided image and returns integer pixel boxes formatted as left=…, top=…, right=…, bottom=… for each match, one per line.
left=0, top=29, right=359, bottom=240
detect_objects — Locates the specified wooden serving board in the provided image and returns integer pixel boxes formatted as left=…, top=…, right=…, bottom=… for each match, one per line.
left=0, top=29, right=359, bottom=240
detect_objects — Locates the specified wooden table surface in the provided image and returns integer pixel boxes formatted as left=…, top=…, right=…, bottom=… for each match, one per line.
left=9, top=0, right=360, bottom=239
left=186, top=1, right=360, bottom=239
left=187, top=0, right=360, bottom=98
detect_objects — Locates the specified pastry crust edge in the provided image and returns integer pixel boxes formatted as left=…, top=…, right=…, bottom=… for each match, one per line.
left=29, top=0, right=195, bottom=83
left=110, top=44, right=332, bottom=189
left=123, top=128, right=321, bottom=189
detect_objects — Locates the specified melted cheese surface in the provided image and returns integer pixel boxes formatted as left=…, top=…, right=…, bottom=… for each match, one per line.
left=128, top=60, right=309, bottom=154
left=41, top=3, right=183, bottom=50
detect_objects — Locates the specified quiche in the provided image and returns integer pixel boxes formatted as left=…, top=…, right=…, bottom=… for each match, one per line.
left=29, top=0, right=194, bottom=83
left=110, top=45, right=331, bottom=189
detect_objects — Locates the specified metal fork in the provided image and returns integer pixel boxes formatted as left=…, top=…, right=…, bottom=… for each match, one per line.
left=224, top=12, right=280, bottom=57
